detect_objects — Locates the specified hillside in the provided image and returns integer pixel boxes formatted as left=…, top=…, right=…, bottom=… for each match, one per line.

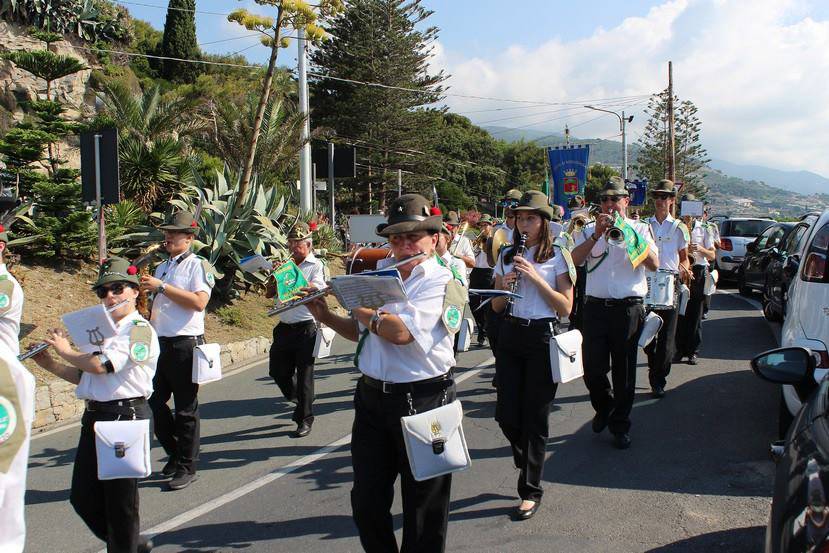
left=709, top=159, right=829, bottom=196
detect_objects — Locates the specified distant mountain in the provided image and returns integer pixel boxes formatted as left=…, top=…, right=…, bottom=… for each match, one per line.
left=708, top=159, right=829, bottom=196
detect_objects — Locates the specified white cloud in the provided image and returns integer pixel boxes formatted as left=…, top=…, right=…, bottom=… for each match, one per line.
left=432, top=0, right=829, bottom=177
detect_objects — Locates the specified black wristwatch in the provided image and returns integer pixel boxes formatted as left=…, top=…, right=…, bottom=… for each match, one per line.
left=156, top=283, right=166, bottom=295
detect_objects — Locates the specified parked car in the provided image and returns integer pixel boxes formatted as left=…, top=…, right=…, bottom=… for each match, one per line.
left=751, top=346, right=829, bottom=553
left=777, top=209, right=829, bottom=435
left=716, top=217, right=775, bottom=278
left=738, top=222, right=795, bottom=298
left=762, top=213, right=821, bottom=322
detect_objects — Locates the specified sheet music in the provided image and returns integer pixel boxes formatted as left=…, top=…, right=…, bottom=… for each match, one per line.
left=239, top=254, right=272, bottom=273
left=61, top=305, right=118, bottom=352
left=329, top=272, right=408, bottom=310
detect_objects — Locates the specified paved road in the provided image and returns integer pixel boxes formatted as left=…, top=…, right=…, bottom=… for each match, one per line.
left=25, top=291, right=779, bottom=552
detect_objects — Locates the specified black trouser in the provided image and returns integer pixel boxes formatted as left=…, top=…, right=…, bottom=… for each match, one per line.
left=569, top=265, right=587, bottom=331
left=495, top=318, right=559, bottom=502
left=645, top=305, right=678, bottom=389
left=71, top=401, right=151, bottom=553
left=469, top=268, right=494, bottom=339
left=149, top=335, right=202, bottom=474
left=351, top=377, right=456, bottom=553
left=269, top=320, right=317, bottom=425
left=676, top=265, right=707, bottom=358
left=582, top=299, right=645, bottom=434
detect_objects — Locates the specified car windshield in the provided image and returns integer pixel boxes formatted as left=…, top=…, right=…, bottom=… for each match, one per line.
left=722, top=220, right=774, bottom=237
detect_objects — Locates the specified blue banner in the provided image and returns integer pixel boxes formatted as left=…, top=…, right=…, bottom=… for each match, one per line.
left=547, top=145, right=590, bottom=219
left=627, top=178, right=648, bottom=206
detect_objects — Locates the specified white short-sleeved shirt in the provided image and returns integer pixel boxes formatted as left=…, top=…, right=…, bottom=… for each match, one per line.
left=76, top=311, right=160, bottom=401
left=0, top=265, right=23, bottom=356
left=549, top=221, right=563, bottom=240
left=493, top=223, right=513, bottom=234
left=441, top=252, right=468, bottom=287
left=357, top=256, right=455, bottom=383
left=449, top=234, right=475, bottom=275
left=0, top=348, right=34, bottom=553
left=648, top=215, right=688, bottom=272
left=151, top=252, right=214, bottom=337
left=689, top=220, right=716, bottom=267
left=585, top=218, right=657, bottom=299
left=278, top=253, right=327, bottom=324
left=495, top=245, right=569, bottom=320
left=474, top=249, right=491, bottom=269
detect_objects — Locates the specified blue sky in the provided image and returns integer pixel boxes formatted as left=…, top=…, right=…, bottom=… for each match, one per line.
left=114, top=0, right=829, bottom=176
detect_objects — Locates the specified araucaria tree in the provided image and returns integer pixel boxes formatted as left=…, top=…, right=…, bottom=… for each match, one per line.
left=311, top=0, right=447, bottom=212
left=160, top=0, right=199, bottom=82
left=635, top=89, right=710, bottom=198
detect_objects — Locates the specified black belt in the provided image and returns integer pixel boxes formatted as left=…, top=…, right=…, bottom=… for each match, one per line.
left=586, top=296, right=644, bottom=307
left=158, top=335, right=203, bottom=344
left=361, top=372, right=453, bottom=395
left=278, top=320, right=316, bottom=329
left=86, top=397, right=147, bottom=413
left=503, top=315, right=558, bottom=327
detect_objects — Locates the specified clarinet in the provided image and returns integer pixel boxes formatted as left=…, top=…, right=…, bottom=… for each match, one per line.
left=505, top=233, right=528, bottom=317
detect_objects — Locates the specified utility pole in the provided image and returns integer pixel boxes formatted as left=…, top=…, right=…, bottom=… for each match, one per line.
left=584, top=105, right=633, bottom=179
left=564, top=124, right=570, bottom=145
left=327, top=141, right=335, bottom=227
left=667, top=60, right=676, bottom=182
left=397, top=168, right=402, bottom=197
left=298, top=27, right=313, bottom=214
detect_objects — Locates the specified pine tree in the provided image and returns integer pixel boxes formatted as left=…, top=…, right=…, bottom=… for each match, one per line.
left=160, top=0, right=199, bottom=82
left=310, top=0, right=446, bottom=212
left=635, top=89, right=710, bottom=198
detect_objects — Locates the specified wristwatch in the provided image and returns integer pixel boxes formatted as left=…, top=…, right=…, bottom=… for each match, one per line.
left=156, top=283, right=166, bottom=295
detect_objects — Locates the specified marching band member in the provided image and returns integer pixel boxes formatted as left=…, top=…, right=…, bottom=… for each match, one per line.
left=0, top=226, right=23, bottom=356
left=437, top=224, right=469, bottom=287
left=32, top=257, right=159, bottom=553
left=469, top=214, right=494, bottom=345
left=702, top=206, right=720, bottom=319
left=0, top=344, right=35, bottom=553
left=491, top=190, right=574, bottom=520
left=266, top=222, right=327, bottom=438
left=141, top=211, right=215, bottom=491
left=565, top=196, right=589, bottom=330
left=644, top=180, right=690, bottom=398
left=444, top=211, right=475, bottom=271
left=675, top=195, right=716, bottom=365
left=493, top=189, right=521, bottom=234
left=305, top=194, right=462, bottom=553
left=570, top=177, right=659, bottom=449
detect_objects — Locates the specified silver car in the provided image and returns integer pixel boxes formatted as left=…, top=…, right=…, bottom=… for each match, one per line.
left=716, top=217, right=774, bottom=277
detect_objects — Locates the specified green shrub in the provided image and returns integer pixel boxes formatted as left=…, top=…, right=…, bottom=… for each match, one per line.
left=216, top=305, right=246, bottom=328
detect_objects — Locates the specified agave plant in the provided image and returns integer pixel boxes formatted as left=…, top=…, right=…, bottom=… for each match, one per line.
left=118, top=166, right=289, bottom=298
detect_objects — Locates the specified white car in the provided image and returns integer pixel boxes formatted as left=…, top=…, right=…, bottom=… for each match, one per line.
left=778, top=209, right=829, bottom=436
left=716, top=217, right=774, bottom=277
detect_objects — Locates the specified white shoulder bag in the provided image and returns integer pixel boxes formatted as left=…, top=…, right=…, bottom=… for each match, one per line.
left=639, top=311, right=664, bottom=348
left=456, top=318, right=475, bottom=352
left=192, top=343, right=222, bottom=384
left=313, top=325, right=336, bottom=359
left=549, top=329, right=584, bottom=383
left=400, top=399, right=471, bottom=482
left=94, top=419, right=151, bottom=480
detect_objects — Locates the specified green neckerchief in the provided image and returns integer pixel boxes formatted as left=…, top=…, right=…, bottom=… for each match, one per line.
left=435, top=253, right=465, bottom=284
left=354, top=328, right=369, bottom=369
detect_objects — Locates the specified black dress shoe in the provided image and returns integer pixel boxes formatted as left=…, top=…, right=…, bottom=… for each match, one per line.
left=168, top=471, right=198, bottom=490
left=613, top=432, right=632, bottom=450
left=292, top=421, right=312, bottom=438
left=160, top=457, right=178, bottom=478
left=138, top=537, right=154, bottom=553
left=652, top=386, right=666, bottom=399
left=592, top=411, right=609, bottom=433
left=514, top=501, right=541, bottom=521
left=688, top=354, right=699, bottom=365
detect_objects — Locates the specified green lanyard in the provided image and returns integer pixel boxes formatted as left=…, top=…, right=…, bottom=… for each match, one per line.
left=354, top=329, right=369, bottom=369
left=586, top=250, right=609, bottom=274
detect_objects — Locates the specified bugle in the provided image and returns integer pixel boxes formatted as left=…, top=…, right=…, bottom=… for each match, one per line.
left=267, top=252, right=428, bottom=317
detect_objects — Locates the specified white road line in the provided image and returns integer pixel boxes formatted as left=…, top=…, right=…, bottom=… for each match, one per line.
left=105, top=354, right=495, bottom=548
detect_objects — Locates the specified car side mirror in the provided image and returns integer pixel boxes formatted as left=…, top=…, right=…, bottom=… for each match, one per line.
left=746, top=243, right=757, bottom=253
left=751, top=347, right=815, bottom=385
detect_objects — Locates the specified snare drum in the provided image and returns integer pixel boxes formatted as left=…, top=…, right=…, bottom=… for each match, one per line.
left=645, top=269, right=676, bottom=309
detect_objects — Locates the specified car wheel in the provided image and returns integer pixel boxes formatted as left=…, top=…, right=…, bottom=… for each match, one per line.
left=778, top=391, right=794, bottom=439
left=763, top=300, right=782, bottom=323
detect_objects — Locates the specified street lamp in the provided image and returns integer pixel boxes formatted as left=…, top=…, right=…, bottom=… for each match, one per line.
left=584, top=105, right=634, bottom=180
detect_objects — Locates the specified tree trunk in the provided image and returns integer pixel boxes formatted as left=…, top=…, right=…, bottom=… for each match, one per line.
left=238, top=9, right=284, bottom=210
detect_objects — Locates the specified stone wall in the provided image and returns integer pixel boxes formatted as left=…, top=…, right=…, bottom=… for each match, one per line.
left=33, top=336, right=271, bottom=431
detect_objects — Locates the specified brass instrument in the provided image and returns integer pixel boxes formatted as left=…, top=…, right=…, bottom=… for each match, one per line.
left=505, top=233, right=528, bottom=317
left=472, top=227, right=489, bottom=255
left=486, top=227, right=512, bottom=267
left=605, top=226, right=626, bottom=247
left=568, top=214, right=590, bottom=235
left=134, top=243, right=164, bottom=318
left=267, top=252, right=428, bottom=317
left=449, top=221, right=469, bottom=256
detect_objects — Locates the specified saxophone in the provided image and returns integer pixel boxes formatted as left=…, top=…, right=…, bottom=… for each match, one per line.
left=505, top=233, right=528, bottom=317
left=134, top=243, right=163, bottom=318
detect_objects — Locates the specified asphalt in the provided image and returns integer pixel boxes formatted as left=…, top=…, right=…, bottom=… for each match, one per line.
left=24, top=290, right=780, bottom=553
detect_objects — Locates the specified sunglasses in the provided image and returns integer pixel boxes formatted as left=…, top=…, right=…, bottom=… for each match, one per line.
left=652, top=193, right=672, bottom=200
left=599, top=195, right=626, bottom=203
left=95, top=282, right=129, bottom=299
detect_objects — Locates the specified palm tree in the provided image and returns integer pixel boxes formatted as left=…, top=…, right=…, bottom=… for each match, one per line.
left=100, top=82, right=204, bottom=211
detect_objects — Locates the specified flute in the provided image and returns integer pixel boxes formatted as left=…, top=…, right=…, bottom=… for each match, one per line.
left=267, top=252, right=428, bottom=317
left=17, top=299, right=132, bottom=361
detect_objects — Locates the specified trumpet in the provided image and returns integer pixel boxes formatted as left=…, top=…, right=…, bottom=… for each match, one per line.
left=605, top=226, right=626, bottom=247
left=568, top=214, right=590, bottom=234
left=267, top=252, right=427, bottom=317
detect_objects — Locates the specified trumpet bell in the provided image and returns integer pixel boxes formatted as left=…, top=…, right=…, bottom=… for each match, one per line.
left=486, top=228, right=512, bottom=266
left=606, top=227, right=626, bottom=247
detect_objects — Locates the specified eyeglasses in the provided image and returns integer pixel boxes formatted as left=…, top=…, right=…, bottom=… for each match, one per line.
left=652, top=193, right=672, bottom=200
left=95, top=282, right=128, bottom=299
left=599, top=195, right=626, bottom=203
left=506, top=215, right=515, bottom=219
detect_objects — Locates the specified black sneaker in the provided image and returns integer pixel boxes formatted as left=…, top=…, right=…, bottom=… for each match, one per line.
left=651, top=386, right=666, bottom=399
left=160, top=457, right=178, bottom=478
left=613, top=432, right=632, bottom=449
left=592, top=411, right=609, bottom=434
left=688, top=354, right=699, bottom=365
left=168, top=471, right=198, bottom=491
left=138, top=537, right=154, bottom=553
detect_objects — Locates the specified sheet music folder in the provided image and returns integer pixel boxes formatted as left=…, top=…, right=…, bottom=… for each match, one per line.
left=328, top=268, right=408, bottom=310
